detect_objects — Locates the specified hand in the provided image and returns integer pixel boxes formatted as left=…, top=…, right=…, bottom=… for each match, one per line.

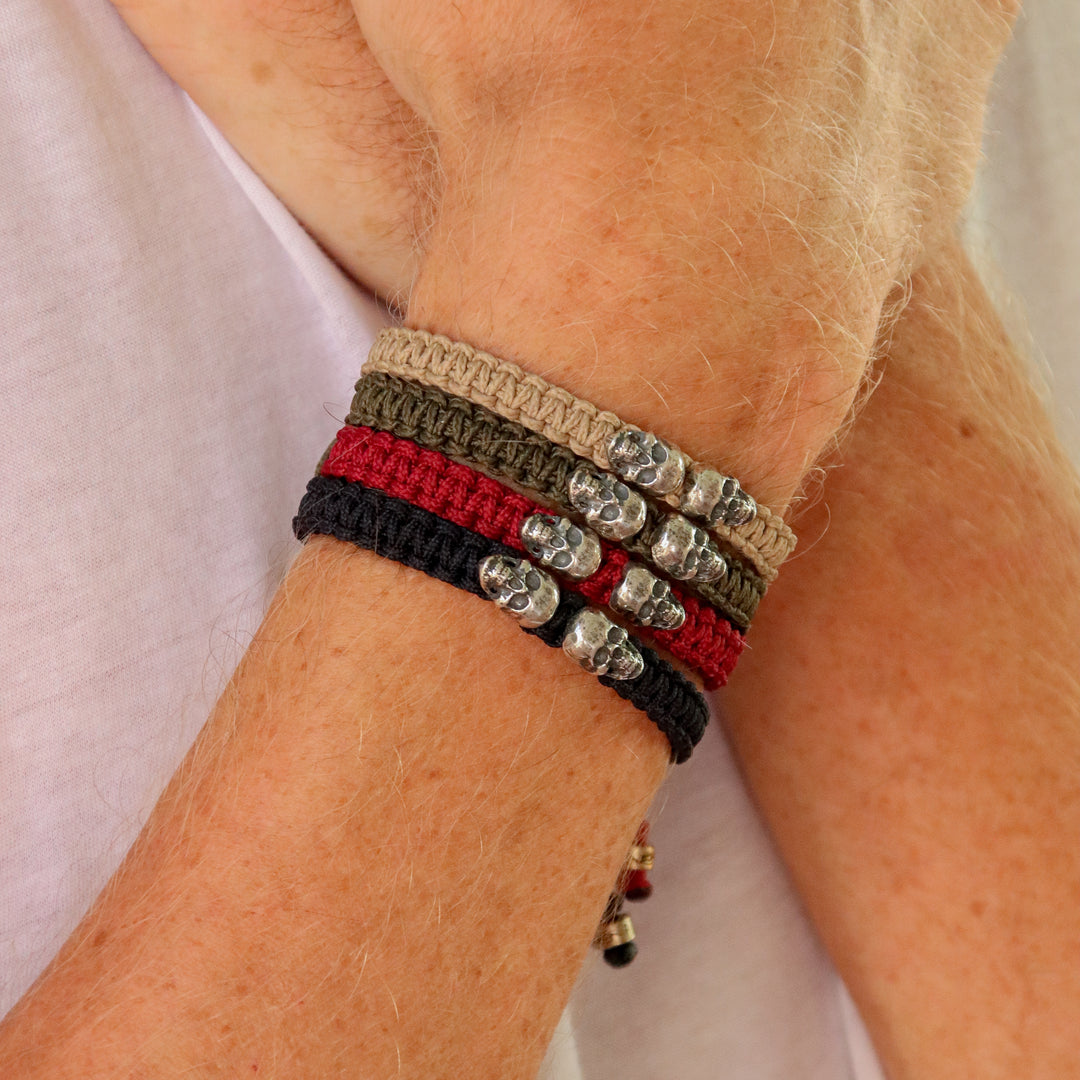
left=112, top=0, right=1017, bottom=504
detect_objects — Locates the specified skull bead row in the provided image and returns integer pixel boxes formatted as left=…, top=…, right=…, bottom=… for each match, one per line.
left=566, top=465, right=730, bottom=586
left=479, top=554, right=647, bottom=681
left=520, top=513, right=686, bottom=631
left=607, top=428, right=757, bottom=528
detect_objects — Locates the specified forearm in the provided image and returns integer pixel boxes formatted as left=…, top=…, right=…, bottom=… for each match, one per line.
left=0, top=118, right=864, bottom=1069
left=4, top=3, right=1038, bottom=1073
left=722, top=235, right=1080, bottom=1077
left=0, top=537, right=670, bottom=1077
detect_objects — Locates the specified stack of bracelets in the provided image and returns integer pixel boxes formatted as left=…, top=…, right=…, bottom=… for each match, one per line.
left=294, top=327, right=797, bottom=967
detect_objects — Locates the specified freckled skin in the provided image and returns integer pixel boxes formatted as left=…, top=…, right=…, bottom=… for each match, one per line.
left=3, top=3, right=1064, bottom=1078
left=723, top=243, right=1080, bottom=1077
left=109, top=0, right=1016, bottom=504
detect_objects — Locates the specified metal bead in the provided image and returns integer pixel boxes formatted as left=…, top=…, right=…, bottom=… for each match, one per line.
left=596, top=912, right=636, bottom=951
left=602, top=937, right=638, bottom=967
left=679, top=465, right=757, bottom=528
left=627, top=844, right=655, bottom=872
left=650, top=514, right=728, bottom=582
left=562, top=608, right=645, bottom=681
left=606, top=429, right=686, bottom=496
left=477, top=555, right=560, bottom=628
left=567, top=465, right=647, bottom=541
left=520, top=514, right=601, bottom=580
left=609, top=563, right=685, bottom=630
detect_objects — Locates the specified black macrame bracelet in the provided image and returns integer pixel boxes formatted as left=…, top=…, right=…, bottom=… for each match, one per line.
left=294, top=474, right=707, bottom=763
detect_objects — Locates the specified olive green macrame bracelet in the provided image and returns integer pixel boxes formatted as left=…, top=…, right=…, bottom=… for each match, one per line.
left=347, top=371, right=764, bottom=630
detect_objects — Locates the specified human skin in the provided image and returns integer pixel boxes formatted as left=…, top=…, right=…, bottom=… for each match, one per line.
left=724, top=238, right=1080, bottom=1074
left=5, top=1, right=1077, bottom=1077
left=2, top=233, right=1076, bottom=1078
left=112, top=0, right=1017, bottom=502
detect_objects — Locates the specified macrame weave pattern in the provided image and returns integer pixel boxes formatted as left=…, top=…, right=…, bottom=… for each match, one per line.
left=294, top=474, right=708, bottom=763
left=348, top=371, right=766, bottom=613
left=364, top=327, right=795, bottom=578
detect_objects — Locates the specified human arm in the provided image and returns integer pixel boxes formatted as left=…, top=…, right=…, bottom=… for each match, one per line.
left=2, top=4, right=1071, bottom=1075
left=5, top=229, right=1076, bottom=1080
left=721, top=235, right=1080, bottom=1076
left=0, top=537, right=671, bottom=1078
left=110, top=0, right=1015, bottom=504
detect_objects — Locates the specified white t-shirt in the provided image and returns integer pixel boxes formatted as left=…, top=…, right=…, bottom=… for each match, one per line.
left=1, top=3, right=1075, bottom=1077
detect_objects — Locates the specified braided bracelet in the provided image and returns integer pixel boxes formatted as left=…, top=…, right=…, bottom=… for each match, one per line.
left=322, top=425, right=744, bottom=689
left=365, top=327, right=795, bottom=580
left=294, top=475, right=708, bottom=763
left=346, top=372, right=765, bottom=624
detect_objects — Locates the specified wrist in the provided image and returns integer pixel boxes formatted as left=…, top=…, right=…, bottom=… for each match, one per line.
left=406, top=152, right=880, bottom=511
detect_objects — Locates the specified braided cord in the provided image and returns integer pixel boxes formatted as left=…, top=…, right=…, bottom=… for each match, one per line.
left=365, top=327, right=795, bottom=577
left=294, top=475, right=708, bottom=763
left=347, top=371, right=766, bottom=615
left=323, top=424, right=744, bottom=689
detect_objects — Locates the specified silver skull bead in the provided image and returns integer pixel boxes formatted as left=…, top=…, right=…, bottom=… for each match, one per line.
left=650, top=515, right=727, bottom=582
left=606, top=429, right=686, bottom=496
left=520, top=514, right=601, bottom=580
left=562, top=608, right=644, bottom=681
left=478, top=555, right=560, bottom=628
left=567, top=465, right=647, bottom=541
left=610, top=563, right=685, bottom=630
left=679, top=465, right=757, bottom=528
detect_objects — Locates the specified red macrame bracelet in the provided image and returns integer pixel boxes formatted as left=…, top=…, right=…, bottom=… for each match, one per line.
left=322, top=425, right=744, bottom=690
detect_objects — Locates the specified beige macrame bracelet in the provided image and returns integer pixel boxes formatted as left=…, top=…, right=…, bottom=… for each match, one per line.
left=366, top=327, right=795, bottom=580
